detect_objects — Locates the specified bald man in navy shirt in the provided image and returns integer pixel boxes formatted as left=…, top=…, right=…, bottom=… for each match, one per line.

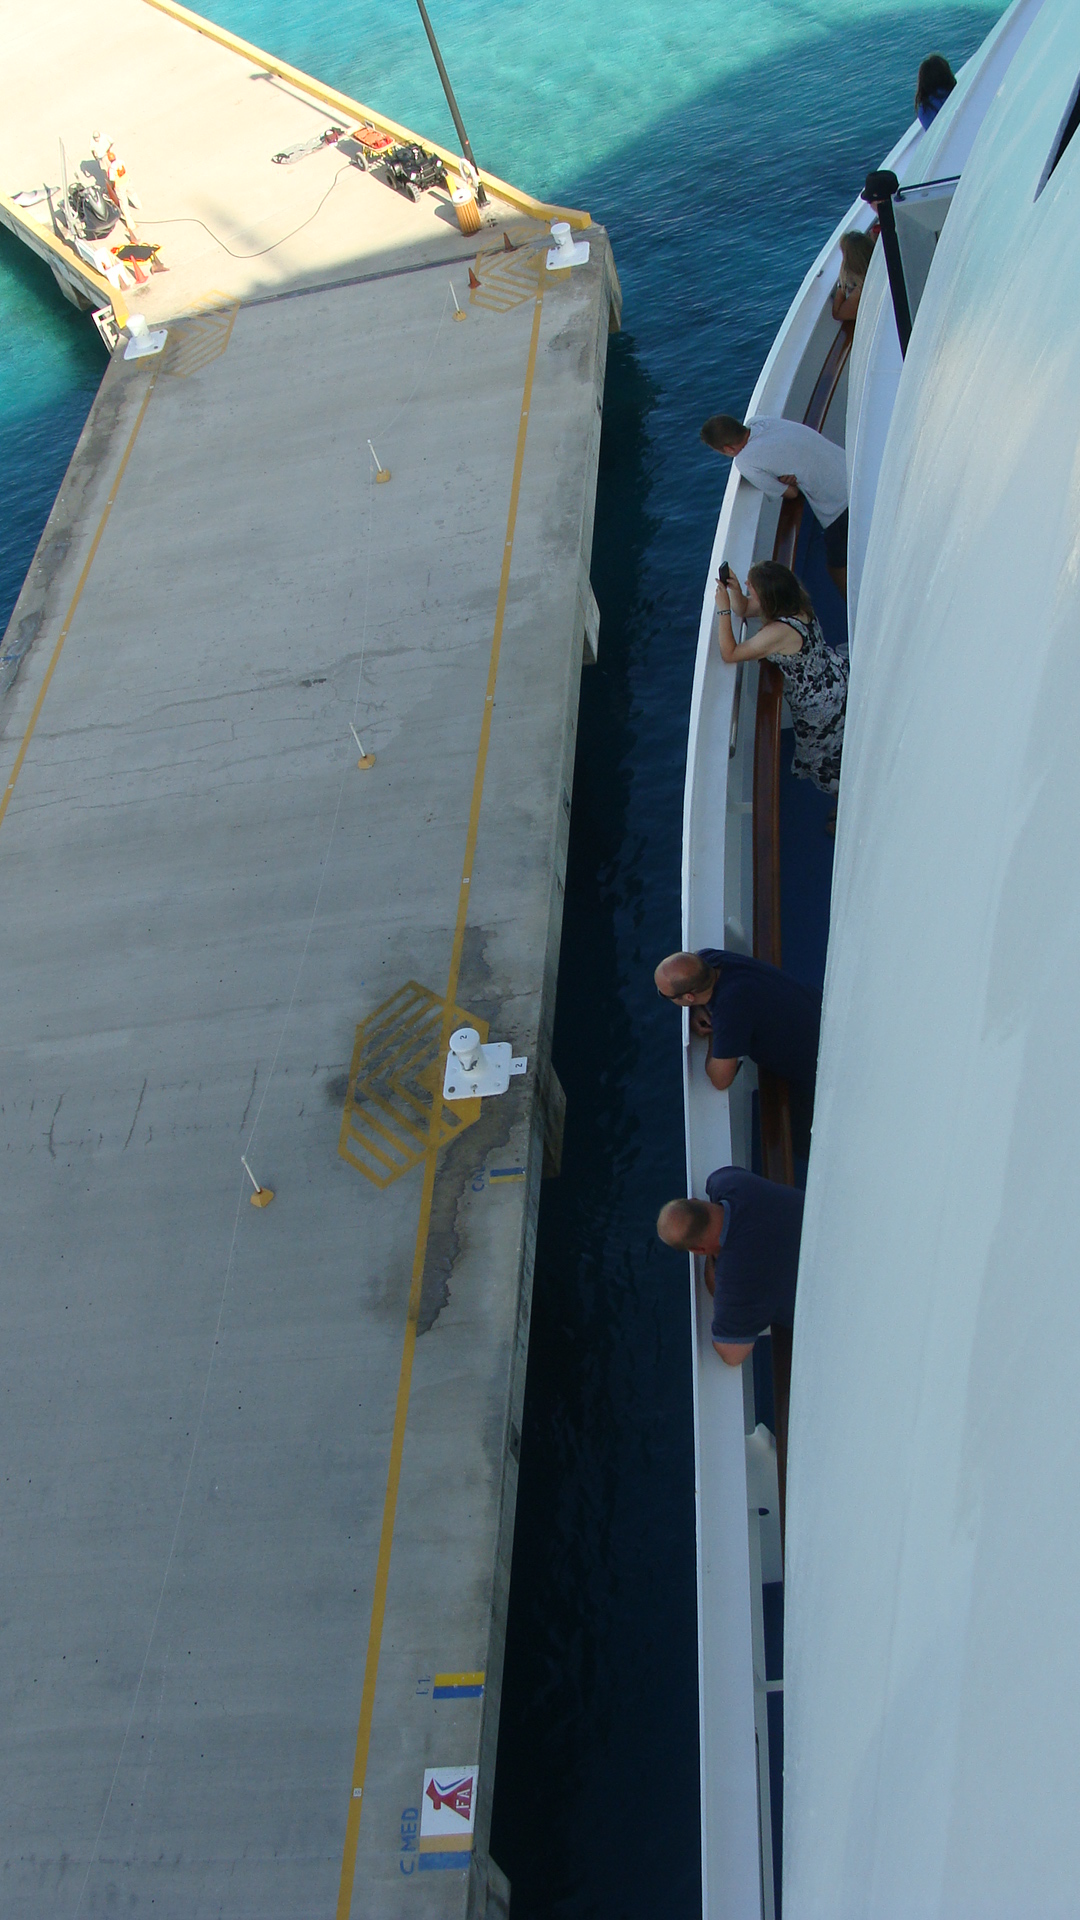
left=655, top=947, right=821, bottom=1094
left=658, top=1167, right=804, bottom=1366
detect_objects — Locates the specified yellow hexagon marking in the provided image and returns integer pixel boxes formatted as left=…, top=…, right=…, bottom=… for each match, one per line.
left=338, top=980, right=486, bottom=1187
left=469, top=222, right=548, bottom=313
left=162, top=297, right=240, bottom=379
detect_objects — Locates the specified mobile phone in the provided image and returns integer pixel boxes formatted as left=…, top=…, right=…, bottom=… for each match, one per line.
left=718, top=561, right=731, bottom=586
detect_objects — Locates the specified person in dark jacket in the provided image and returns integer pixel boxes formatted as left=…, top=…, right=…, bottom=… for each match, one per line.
left=655, top=948, right=821, bottom=1094
left=657, top=1168, right=804, bottom=1366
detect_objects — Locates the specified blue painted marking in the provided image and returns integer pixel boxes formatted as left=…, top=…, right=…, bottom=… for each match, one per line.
left=419, top=1853, right=471, bottom=1871
left=432, top=1683, right=484, bottom=1699
left=399, top=1804, right=420, bottom=1874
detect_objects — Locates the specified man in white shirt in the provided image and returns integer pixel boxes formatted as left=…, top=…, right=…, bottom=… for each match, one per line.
left=701, top=412, right=849, bottom=592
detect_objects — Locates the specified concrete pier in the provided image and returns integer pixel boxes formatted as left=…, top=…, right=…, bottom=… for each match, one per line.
left=0, top=0, right=587, bottom=328
left=0, top=7, right=618, bottom=1915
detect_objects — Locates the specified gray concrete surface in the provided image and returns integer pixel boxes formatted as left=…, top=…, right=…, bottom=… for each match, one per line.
left=0, top=221, right=616, bottom=1917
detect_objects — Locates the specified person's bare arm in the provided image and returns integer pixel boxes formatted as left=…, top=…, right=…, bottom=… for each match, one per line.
left=705, top=1052, right=739, bottom=1091
left=725, top=570, right=749, bottom=621
left=778, top=472, right=801, bottom=500
left=716, top=615, right=803, bottom=665
left=715, top=585, right=740, bottom=662
left=713, top=1339, right=755, bottom=1366
left=714, top=569, right=745, bottom=662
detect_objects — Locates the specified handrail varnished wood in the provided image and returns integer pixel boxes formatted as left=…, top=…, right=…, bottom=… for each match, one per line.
left=751, top=321, right=854, bottom=1546
left=805, top=320, right=855, bottom=434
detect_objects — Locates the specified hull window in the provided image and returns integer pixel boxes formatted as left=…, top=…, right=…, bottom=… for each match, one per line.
left=893, top=178, right=959, bottom=325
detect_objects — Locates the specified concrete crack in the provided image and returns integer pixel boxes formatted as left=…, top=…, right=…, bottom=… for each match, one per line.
left=239, top=1066, right=257, bottom=1133
left=123, top=1079, right=148, bottom=1151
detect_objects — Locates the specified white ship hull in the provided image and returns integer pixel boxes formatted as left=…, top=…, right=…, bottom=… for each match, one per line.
left=681, top=1, right=1052, bottom=1909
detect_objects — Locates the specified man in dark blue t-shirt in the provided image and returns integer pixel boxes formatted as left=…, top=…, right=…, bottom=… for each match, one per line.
left=657, top=1167, right=804, bottom=1365
left=655, top=947, right=821, bottom=1094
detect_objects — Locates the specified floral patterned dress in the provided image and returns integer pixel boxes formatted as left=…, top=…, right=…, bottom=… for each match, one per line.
left=771, top=614, right=848, bottom=795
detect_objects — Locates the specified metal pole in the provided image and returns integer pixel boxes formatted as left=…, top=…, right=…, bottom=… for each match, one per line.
left=413, top=0, right=487, bottom=206
left=60, top=139, right=80, bottom=240
left=863, top=170, right=912, bottom=358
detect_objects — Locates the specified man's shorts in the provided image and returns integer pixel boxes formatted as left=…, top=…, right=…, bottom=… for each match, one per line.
left=823, top=508, right=849, bottom=568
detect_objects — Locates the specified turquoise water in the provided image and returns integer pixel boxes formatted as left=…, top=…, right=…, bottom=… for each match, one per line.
left=0, top=241, right=107, bottom=647
left=204, top=0, right=974, bottom=194
left=0, top=0, right=998, bottom=631
left=0, top=3, right=1001, bottom=1913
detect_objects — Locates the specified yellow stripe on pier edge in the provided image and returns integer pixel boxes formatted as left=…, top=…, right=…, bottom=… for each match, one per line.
left=334, top=261, right=547, bottom=1920
left=140, top=0, right=591, bottom=230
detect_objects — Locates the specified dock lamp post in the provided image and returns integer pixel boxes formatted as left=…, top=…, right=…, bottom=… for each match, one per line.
left=863, top=169, right=912, bottom=358
left=414, top=0, right=488, bottom=207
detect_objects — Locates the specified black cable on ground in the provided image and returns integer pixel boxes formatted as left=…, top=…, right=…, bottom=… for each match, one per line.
left=142, top=166, right=349, bottom=259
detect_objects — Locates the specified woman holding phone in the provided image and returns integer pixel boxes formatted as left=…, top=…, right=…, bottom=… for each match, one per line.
left=715, top=559, right=848, bottom=795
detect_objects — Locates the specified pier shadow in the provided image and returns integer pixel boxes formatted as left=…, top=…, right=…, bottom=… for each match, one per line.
left=489, top=327, right=704, bottom=1920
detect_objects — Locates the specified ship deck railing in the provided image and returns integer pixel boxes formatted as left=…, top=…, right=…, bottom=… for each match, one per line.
left=755, top=315, right=855, bottom=1539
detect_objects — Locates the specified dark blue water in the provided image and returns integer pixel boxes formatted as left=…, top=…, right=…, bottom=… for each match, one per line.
left=0, top=6, right=1000, bottom=1912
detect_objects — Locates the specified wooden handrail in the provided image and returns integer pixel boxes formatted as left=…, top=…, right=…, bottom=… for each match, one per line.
left=753, top=657, right=795, bottom=1544
left=805, top=320, right=855, bottom=433
left=751, top=320, right=854, bottom=1548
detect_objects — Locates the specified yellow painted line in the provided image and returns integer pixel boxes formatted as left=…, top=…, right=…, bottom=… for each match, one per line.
left=138, top=0, right=590, bottom=230
left=368, top=1022, right=441, bottom=1075
left=371, top=1090, right=434, bottom=1133
left=0, top=374, right=156, bottom=839
left=335, top=260, right=547, bottom=1920
left=344, top=1130, right=401, bottom=1175
left=358, top=1104, right=419, bottom=1151
left=388, top=1084, right=439, bottom=1128
left=163, top=300, right=239, bottom=379
left=434, top=1672, right=485, bottom=1686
